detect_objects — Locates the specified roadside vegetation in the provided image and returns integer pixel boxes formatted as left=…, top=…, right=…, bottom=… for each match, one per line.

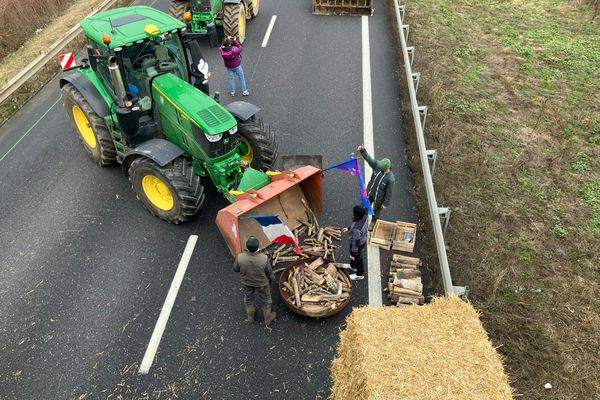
left=388, top=0, right=599, bottom=397
left=0, top=0, right=127, bottom=126
left=0, top=0, right=76, bottom=58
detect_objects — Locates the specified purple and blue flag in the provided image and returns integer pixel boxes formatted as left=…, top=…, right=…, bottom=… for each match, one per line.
left=323, top=157, right=374, bottom=215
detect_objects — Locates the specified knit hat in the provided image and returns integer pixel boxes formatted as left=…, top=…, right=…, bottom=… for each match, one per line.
left=246, top=236, right=259, bottom=253
left=377, top=158, right=391, bottom=171
left=353, top=205, right=366, bottom=221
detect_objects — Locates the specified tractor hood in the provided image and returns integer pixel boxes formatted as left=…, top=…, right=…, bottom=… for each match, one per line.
left=151, top=73, right=237, bottom=135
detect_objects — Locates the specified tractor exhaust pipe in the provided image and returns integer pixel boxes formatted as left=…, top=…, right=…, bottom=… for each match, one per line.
left=108, top=56, right=128, bottom=106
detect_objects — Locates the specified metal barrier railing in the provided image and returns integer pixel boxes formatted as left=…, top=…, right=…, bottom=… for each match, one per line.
left=392, top=0, right=468, bottom=297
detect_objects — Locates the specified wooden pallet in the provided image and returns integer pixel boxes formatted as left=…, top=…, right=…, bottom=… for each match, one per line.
left=368, top=220, right=417, bottom=253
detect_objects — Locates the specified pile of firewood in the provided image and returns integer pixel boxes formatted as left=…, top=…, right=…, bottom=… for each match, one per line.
left=281, top=257, right=351, bottom=317
left=387, top=254, right=424, bottom=305
left=267, top=199, right=342, bottom=265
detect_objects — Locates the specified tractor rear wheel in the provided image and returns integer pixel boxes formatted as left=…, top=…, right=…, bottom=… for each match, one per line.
left=248, top=0, right=260, bottom=18
left=223, top=2, right=247, bottom=43
left=169, top=0, right=189, bottom=21
left=129, top=156, right=205, bottom=224
left=236, top=118, right=278, bottom=171
left=62, top=83, right=116, bottom=166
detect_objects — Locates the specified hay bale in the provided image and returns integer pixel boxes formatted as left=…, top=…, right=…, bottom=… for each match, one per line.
left=330, top=296, right=513, bottom=399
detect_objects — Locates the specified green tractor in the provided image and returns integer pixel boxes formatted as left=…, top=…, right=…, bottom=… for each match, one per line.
left=169, top=0, right=260, bottom=46
left=60, top=6, right=278, bottom=224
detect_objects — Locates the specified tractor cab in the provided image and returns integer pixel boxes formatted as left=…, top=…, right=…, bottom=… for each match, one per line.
left=81, top=6, right=209, bottom=105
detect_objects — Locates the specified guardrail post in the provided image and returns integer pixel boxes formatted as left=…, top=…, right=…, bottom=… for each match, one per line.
left=418, top=105, right=428, bottom=131
left=437, top=207, right=451, bottom=236
left=453, top=285, right=470, bottom=298
left=398, top=4, right=405, bottom=21
left=402, top=24, right=410, bottom=42
left=411, top=72, right=420, bottom=94
left=406, top=46, right=415, bottom=67
left=426, top=149, right=437, bottom=175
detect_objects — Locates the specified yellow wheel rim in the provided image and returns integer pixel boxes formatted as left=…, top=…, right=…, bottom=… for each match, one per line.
left=251, top=0, right=260, bottom=16
left=142, top=175, right=174, bottom=211
left=72, top=105, right=96, bottom=149
left=238, top=4, right=246, bottom=42
left=238, top=136, right=253, bottom=163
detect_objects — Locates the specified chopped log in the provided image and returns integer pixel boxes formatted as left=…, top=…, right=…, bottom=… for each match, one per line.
left=325, top=264, right=337, bottom=277
left=392, top=254, right=421, bottom=266
left=307, top=257, right=325, bottom=270
left=393, top=278, right=423, bottom=293
left=301, top=304, right=330, bottom=315
left=391, top=287, right=422, bottom=297
left=395, top=295, right=425, bottom=305
left=292, top=276, right=301, bottom=307
left=283, top=281, right=293, bottom=293
left=301, top=294, right=323, bottom=303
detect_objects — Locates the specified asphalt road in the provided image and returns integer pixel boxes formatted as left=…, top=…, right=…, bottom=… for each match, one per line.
left=0, top=0, right=417, bottom=398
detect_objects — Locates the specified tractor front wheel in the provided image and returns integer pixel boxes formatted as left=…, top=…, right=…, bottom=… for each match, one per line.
left=223, top=2, right=247, bottom=43
left=169, top=0, right=190, bottom=21
left=236, top=118, right=278, bottom=171
left=62, top=83, right=116, bottom=166
left=129, top=157, right=205, bottom=224
left=248, top=0, right=260, bottom=18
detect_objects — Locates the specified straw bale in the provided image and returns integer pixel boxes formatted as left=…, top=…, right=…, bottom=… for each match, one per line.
left=330, top=296, right=512, bottom=399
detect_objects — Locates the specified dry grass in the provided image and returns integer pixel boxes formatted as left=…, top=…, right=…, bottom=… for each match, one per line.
left=0, top=0, right=106, bottom=87
left=387, top=0, right=600, bottom=398
left=330, top=297, right=513, bottom=399
left=0, top=0, right=73, bottom=57
left=0, top=0, right=130, bottom=126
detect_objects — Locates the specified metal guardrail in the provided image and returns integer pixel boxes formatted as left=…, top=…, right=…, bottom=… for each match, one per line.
left=392, top=0, right=467, bottom=297
left=0, top=0, right=118, bottom=106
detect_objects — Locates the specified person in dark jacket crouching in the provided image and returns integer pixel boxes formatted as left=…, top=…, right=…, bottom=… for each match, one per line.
left=233, top=236, right=276, bottom=326
left=342, top=205, right=369, bottom=281
left=357, top=145, right=395, bottom=230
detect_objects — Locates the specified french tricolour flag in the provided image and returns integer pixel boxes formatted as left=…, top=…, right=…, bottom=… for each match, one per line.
left=242, top=214, right=301, bottom=254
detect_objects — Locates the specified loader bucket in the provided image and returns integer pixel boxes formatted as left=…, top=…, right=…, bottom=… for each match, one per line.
left=216, top=165, right=323, bottom=256
left=312, top=0, right=374, bottom=16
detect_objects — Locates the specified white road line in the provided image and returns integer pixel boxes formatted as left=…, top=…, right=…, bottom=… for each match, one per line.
left=361, top=16, right=383, bottom=307
left=139, top=235, right=198, bottom=374
left=261, top=15, right=277, bottom=47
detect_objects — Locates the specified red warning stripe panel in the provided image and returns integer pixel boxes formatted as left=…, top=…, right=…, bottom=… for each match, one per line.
left=58, top=53, right=75, bottom=70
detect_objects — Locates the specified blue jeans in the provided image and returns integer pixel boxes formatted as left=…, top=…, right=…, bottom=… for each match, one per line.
left=227, top=65, right=247, bottom=93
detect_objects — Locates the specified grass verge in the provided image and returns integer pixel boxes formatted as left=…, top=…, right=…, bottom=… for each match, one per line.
left=0, top=0, right=130, bottom=127
left=388, top=0, right=600, bottom=398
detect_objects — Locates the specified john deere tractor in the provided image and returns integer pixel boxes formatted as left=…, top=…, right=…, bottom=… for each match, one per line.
left=60, top=6, right=279, bottom=224
left=169, top=0, right=259, bottom=46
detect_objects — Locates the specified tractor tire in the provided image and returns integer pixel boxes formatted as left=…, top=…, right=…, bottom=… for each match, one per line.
left=236, top=118, right=278, bottom=171
left=62, top=83, right=117, bottom=166
left=223, top=2, right=247, bottom=43
left=248, top=0, right=260, bottom=18
left=129, top=156, right=205, bottom=224
left=169, top=0, right=189, bottom=21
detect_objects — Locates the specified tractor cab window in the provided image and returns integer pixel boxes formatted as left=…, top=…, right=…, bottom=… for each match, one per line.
left=90, top=44, right=117, bottom=99
left=120, top=35, right=188, bottom=101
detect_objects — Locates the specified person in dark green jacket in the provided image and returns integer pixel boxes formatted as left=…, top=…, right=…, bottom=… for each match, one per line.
left=357, top=145, right=395, bottom=230
left=233, top=236, right=277, bottom=326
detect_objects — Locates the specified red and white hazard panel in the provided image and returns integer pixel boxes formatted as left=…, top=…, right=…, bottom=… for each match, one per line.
left=58, top=53, right=75, bottom=70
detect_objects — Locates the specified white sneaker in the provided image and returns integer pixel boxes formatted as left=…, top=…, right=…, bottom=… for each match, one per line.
left=349, top=274, right=364, bottom=281
left=230, top=92, right=235, bottom=96
left=242, top=90, right=250, bottom=96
